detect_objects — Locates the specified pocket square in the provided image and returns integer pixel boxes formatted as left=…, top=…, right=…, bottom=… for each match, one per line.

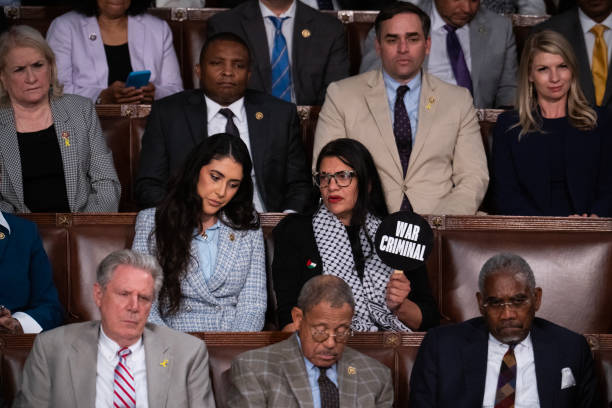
left=561, top=367, right=576, bottom=389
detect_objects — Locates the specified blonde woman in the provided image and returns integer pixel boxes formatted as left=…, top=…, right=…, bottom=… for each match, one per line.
left=492, top=30, right=612, bottom=217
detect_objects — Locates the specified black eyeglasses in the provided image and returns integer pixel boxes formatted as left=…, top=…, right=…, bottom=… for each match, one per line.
left=313, top=171, right=356, bottom=187
left=310, top=327, right=354, bottom=343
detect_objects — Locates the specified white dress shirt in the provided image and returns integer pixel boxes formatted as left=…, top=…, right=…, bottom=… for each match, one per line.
left=259, top=0, right=298, bottom=103
left=427, top=2, right=472, bottom=87
left=482, top=333, right=541, bottom=408
left=578, top=9, right=612, bottom=69
left=204, top=95, right=266, bottom=212
left=96, top=327, right=149, bottom=408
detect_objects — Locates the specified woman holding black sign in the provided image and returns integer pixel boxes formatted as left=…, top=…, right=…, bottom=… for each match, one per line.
left=273, top=139, right=439, bottom=332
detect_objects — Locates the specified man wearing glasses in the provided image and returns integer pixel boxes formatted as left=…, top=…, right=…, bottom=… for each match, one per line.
left=228, top=275, right=394, bottom=407
left=409, top=253, right=599, bottom=408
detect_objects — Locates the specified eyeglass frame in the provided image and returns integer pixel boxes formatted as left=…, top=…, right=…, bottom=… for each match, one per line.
left=312, top=170, right=356, bottom=188
left=309, top=326, right=354, bottom=343
left=481, top=296, right=532, bottom=312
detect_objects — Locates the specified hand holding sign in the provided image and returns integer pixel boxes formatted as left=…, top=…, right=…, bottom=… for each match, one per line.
left=386, top=271, right=412, bottom=311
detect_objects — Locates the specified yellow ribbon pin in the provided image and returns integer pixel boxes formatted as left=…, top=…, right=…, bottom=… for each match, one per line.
left=160, top=359, right=168, bottom=368
left=347, top=366, right=356, bottom=375
left=61, top=131, right=70, bottom=147
left=425, top=96, right=435, bottom=111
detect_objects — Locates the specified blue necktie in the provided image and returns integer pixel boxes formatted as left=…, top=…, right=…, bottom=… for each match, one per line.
left=267, top=16, right=292, bottom=102
left=444, top=24, right=473, bottom=95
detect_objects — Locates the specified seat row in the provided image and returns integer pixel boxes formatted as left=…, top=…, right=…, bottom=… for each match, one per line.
left=3, top=6, right=548, bottom=86
left=19, top=212, right=612, bottom=334
left=1, top=331, right=611, bottom=407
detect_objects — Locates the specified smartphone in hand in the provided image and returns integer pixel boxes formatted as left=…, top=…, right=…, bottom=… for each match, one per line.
left=125, top=70, right=151, bottom=89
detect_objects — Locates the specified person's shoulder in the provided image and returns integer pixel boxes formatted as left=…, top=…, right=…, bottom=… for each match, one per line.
left=245, top=89, right=296, bottom=110
left=2, top=212, right=35, bottom=231
left=155, top=89, right=201, bottom=108
left=144, top=323, right=203, bottom=348
left=424, top=72, right=471, bottom=100
left=234, top=335, right=295, bottom=366
left=36, top=321, right=98, bottom=346
left=297, top=2, right=343, bottom=30
left=475, top=6, right=511, bottom=28
left=136, top=208, right=157, bottom=224
left=532, top=318, right=587, bottom=346
left=327, top=70, right=377, bottom=95
left=51, top=10, right=86, bottom=25
left=56, top=93, right=93, bottom=108
left=209, top=0, right=251, bottom=21
left=342, top=346, right=391, bottom=375
left=424, top=317, right=486, bottom=344
left=535, top=7, right=577, bottom=30
left=132, top=12, right=168, bottom=27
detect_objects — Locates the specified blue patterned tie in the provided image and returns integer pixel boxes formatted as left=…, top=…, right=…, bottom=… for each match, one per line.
left=394, top=85, right=414, bottom=212
left=444, top=24, right=473, bottom=95
left=268, top=16, right=292, bottom=102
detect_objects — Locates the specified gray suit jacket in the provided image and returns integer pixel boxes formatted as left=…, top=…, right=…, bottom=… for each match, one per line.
left=359, top=0, right=518, bottom=108
left=533, top=7, right=612, bottom=108
left=0, top=94, right=121, bottom=213
left=228, top=333, right=394, bottom=407
left=13, top=321, right=216, bottom=407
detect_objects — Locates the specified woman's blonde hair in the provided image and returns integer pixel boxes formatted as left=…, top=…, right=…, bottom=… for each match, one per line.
left=0, top=25, right=63, bottom=106
left=515, top=30, right=596, bottom=138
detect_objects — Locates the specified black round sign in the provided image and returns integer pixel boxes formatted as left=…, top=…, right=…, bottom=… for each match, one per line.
left=374, top=211, right=434, bottom=271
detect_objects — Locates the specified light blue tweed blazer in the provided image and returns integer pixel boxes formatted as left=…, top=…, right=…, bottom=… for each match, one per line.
left=132, top=208, right=267, bottom=332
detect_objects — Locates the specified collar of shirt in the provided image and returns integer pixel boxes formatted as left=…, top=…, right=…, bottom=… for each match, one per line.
left=295, top=333, right=339, bottom=408
left=488, top=331, right=533, bottom=354
left=99, top=325, right=143, bottom=364
left=260, top=0, right=297, bottom=20
left=382, top=69, right=422, bottom=134
left=205, top=95, right=246, bottom=128
left=0, top=212, right=10, bottom=234
left=578, top=8, right=612, bottom=35
left=194, top=220, right=221, bottom=243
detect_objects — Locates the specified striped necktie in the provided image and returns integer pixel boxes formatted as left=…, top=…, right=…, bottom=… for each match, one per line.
left=590, top=24, right=608, bottom=106
left=113, top=346, right=135, bottom=408
left=494, top=345, right=516, bottom=408
left=268, top=16, right=292, bottom=102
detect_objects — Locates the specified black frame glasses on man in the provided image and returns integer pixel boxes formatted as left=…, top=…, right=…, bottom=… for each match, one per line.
left=313, top=170, right=356, bottom=188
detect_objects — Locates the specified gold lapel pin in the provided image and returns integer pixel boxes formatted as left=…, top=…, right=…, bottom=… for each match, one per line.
left=255, top=112, right=264, bottom=120
left=0, top=232, right=5, bottom=240
left=160, top=359, right=168, bottom=367
left=61, top=131, right=70, bottom=147
left=229, top=233, right=235, bottom=241
left=347, top=366, right=356, bottom=375
left=301, top=29, right=311, bottom=38
left=425, top=96, right=435, bottom=111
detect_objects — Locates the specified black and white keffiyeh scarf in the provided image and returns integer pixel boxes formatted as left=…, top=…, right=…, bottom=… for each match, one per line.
left=312, top=205, right=411, bottom=332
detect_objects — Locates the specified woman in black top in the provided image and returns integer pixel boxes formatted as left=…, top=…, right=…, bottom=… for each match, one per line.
left=273, top=139, right=439, bottom=332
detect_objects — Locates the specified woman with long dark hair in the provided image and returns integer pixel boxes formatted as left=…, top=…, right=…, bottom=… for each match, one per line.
left=273, top=139, right=439, bottom=332
left=132, top=133, right=266, bottom=331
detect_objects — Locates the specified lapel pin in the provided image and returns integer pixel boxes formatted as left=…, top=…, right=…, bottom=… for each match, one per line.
left=255, top=112, right=264, bottom=120
left=0, top=232, right=5, bottom=240
left=425, top=96, right=435, bottom=111
left=61, top=131, right=70, bottom=147
left=229, top=233, right=235, bottom=241
left=306, top=259, right=317, bottom=269
left=160, top=359, right=168, bottom=368
left=347, top=366, right=356, bottom=375
left=479, top=26, right=486, bottom=33
left=89, top=33, right=97, bottom=41
left=301, top=29, right=311, bottom=38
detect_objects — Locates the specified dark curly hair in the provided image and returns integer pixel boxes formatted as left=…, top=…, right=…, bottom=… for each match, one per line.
left=74, top=0, right=153, bottom=17
left=154, top=133, right=259, bottom=317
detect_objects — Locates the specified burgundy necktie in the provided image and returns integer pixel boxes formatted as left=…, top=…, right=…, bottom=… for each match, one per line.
left=393, top=85, right=413, bottom=212
left=444, top=24, right=473, bottom=95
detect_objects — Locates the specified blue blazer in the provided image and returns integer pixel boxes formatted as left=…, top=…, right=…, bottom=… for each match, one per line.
left=132, top=208, right=267, bottom=332
left=0, top=213, right=63, bottom=331
left=409, top=317, right=600, bottom=408
left=492, top=110, right=612, bottom=216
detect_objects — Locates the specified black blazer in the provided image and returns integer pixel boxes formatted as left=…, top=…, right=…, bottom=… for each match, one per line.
left=272, top=213, right=439, bottom=329
left=410, top=317, right=600, bottom=408
left=533, top=7, right=612, bottom=108
left=135, top=89, right=312, bottom=212
left=491, top=110, right=612, bottom=216
left=207, top=0, right=350, bottom=105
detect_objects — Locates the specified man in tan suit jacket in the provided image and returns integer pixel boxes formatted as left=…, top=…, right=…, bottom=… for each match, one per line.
left=13, top=250, right=215, bottom=408
left=228, top=275, right=393, bottom=407
left=313, top=2, right=488, bottom=215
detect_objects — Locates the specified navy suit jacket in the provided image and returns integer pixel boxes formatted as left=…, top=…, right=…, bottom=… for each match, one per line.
left=207, top=0, right=349, bottom=105
left=491, top=110, right=612, bottom=217
left=135, top=89, right=312, bottom=212
left=0, top=213, right=63, bottom=331
left=409, top=317, right=600, bottom=408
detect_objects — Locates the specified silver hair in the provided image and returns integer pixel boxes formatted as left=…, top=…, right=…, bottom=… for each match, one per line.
left=478, top=253, right=536, bottom=294
left=297, top=275, right=355, bottom=314
left=96, top=249, right=163, bottom=297
left=0, top=25, right=64, bottom=105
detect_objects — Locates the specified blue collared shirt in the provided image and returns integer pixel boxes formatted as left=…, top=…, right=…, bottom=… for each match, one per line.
left=194, top=221, right=221, bottom=283
left=296, top=334, right=339, bottom=408
left=383, top=69, right=422, bottom=141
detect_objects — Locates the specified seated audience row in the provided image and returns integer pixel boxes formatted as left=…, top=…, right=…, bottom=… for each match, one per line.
left=11, top=249, right=600, bottom=407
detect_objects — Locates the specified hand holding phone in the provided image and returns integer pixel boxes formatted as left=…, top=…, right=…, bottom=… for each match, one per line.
left=125, top=70, right=151, bottom=89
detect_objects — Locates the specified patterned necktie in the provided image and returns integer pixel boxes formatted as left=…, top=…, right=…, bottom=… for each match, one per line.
left=113, top=347, right=135, bottom=408
left=494, top=345, right=516, bottom=408
left=318, top=367, right=339, bottom=408
left=444, top=24, right=473, bottom=95
left=393, top=85, right=414, bottom=212
left=317, top=0, right=334, bottom=10
left=219, top=108, right=240, bottom=138
left=267, top=16, right=292, bottom=102
left=590, top=24, right=608, bottom=106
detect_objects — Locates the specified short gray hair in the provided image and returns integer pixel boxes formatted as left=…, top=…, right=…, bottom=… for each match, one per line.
left=478, top=253, right=536, bottom=294
left=97, top=249, right=163, bottom=297
left=297, top=275, right=355, bottom=314
left=0, top=25, right=63, bottom=105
